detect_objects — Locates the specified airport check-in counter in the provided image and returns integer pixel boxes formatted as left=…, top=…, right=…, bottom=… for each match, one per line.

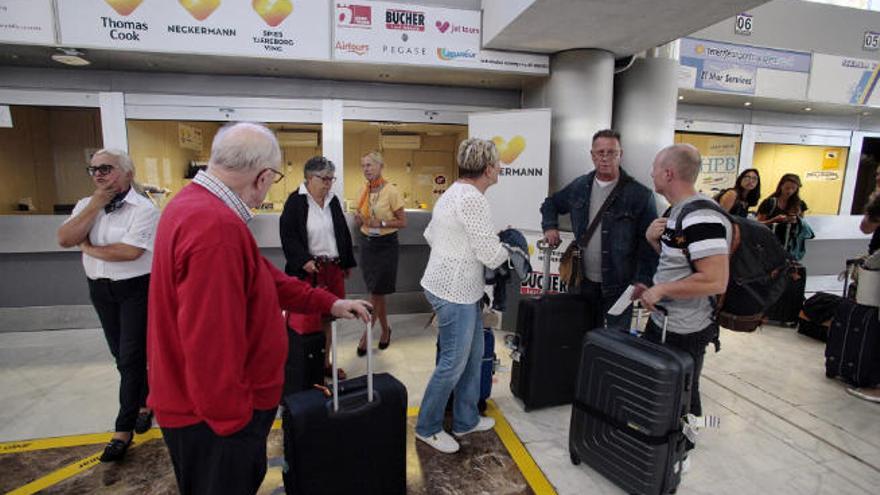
left=0, top=209, right=433, bottom=332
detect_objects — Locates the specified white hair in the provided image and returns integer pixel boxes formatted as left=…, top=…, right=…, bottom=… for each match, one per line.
left=94, top=148, right=134, bottom=175
left=209, top=122, right=281, bottom=172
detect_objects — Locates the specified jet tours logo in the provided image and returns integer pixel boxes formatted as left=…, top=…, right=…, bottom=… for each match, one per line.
left=104, top=0, right=144, bottom=16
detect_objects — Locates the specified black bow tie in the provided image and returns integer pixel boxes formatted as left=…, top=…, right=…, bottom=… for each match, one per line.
left=105, top=190, right=129, bottom=214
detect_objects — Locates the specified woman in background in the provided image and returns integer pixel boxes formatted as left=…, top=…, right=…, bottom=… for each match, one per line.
left=757, top=173, right=809, bottom=255
left=717, top=168, right=761, bottom=217
left=354, top=151, right=406, bottom=356
left=415, top=138, right=509, bottom=454
left=280, top=156, right=356, bottom=379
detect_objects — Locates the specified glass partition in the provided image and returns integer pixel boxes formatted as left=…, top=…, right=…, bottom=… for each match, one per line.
left=0, top=105, right=103, bottom=215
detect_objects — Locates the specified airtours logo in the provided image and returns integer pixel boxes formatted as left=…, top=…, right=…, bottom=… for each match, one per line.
left=336, top=41, right=369, bottom=56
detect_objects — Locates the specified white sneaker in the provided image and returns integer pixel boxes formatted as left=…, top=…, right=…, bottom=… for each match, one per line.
left=452, top=416, right=496, bottom=438
left=680, top=456, right=691, bottom=474
left=415, top=430, right=460, bottom=454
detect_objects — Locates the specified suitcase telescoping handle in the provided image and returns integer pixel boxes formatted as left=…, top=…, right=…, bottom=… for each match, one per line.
left=330, top=318, right=375, bottom=413
left=654, top=305, right=669, bottom=344
left=536, top=239, right=553, bottom=294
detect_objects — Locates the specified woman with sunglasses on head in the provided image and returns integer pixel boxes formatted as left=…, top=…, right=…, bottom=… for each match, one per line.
left=280, top=156, right=356, bottom=381
left=716, top=168, right=761, bottom=217
left=354, top=151, right=406, bottom=357
left=57, top=149, right=160, bottom=462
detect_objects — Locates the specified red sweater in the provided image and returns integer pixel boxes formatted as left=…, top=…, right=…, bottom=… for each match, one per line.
left=147, top=183, right=338, bottom=436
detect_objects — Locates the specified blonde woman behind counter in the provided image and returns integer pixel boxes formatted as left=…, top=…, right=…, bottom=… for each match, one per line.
left=354, top=151, right=407, bottom=356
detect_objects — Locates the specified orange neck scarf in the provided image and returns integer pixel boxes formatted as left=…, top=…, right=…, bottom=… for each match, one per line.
left=358, top=177, right=386, bottom=220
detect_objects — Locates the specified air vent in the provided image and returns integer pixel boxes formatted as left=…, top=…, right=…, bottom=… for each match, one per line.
left=276, top=130, right=319, bottom=148
left=380, top=133, right=421, bottom=150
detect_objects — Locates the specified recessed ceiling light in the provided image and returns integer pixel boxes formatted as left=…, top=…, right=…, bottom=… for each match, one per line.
left=51, top=48, right=90, bottom=66
left=744, top=101, right=752, bottom=107
left=803, top=107, right=812, bottom=112
left=678, top=95, right=684, bottom=101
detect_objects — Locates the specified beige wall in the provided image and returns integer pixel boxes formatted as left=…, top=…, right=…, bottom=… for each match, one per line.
left=0, top=106, right=101, bottom=215
left=342, top=125, right=465, bottom=211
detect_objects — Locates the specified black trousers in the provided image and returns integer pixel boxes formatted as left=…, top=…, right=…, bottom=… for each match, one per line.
left=579, top=279, right=631, bottom=330
left=162, top=408, right=278, bottom=495
left=643, top=319, right=718, bottom=450
left=88, top=274, right=150, bottom=433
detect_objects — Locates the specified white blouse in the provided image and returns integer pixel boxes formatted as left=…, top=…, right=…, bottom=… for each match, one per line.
left=420, top=182, right=508, bottom=304
left=299, top=183, right=339, bottom=258
left=67, top=189, right=159, bottom=281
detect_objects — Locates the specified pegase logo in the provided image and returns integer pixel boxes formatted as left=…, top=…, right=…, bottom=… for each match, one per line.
left=385, top=9, right=425, bottom=31
left=337, top=3, right=371, bottom=28
left=436, top=48, right=476, bottom=61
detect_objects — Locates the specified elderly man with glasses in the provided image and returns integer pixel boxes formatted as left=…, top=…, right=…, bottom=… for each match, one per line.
left=540, top=129, right=659, bottom=328
left=147, top=123, right=371, bottom=495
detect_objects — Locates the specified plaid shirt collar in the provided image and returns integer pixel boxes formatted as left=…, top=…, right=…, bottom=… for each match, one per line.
left=192, top=170, right=254, bottom=223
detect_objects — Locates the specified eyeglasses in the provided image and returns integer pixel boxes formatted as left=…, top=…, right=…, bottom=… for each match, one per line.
left=591, top=150, right=621, bottom=158
left=86, top=164, right=115, bottom=176
left=263, top=168, right=285, bottom=184
left=312, top=175, right=336, bottom=184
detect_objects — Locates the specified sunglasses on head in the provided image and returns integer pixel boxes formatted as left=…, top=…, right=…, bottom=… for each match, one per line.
left=86, top=164, right=115, bottom=176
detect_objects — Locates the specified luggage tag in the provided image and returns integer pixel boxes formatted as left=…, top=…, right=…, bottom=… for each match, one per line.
left=607, top=285, right=635, bottom=317
left=681, top=414, right=721, bottom=444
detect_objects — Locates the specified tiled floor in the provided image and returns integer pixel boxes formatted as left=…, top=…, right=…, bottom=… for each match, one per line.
left=1, top=308, right=879, bottom=494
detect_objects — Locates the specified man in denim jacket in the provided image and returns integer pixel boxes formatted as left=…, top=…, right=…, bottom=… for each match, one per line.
left=540, top=129, right=659, bottom=328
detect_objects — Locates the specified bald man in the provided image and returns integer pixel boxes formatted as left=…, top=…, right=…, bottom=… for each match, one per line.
left=147, top=123, right=372, bottom=495
left=638, top=144, right=730, bottom=467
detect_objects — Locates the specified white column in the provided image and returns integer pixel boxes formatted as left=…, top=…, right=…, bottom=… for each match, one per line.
left=99, top=92, right=128, bottom=151
left=523, top=49, right=615, bottom=193
left=322, top=99, right=344, bottom=194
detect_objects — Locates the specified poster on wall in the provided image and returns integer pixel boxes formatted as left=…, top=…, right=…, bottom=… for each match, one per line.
left=334, top=1, right=481, bottom=67
left=57, top=0, right=330, bottom=60
left=469, top=109, right=551, bottom=232
left=676, top=132, right=741, bottom=195
left=678, top=37, right=811, bottom=99
left=0, top=0, right=56, bottom=45
left=333, top=2, right=549, bottom=74
left=518, top=230, right=574, bottom=295
left=808, top=53, right=880, bottom=106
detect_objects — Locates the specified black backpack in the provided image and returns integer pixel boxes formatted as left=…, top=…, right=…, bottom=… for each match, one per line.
left=674, top=199, right=793, bottom=332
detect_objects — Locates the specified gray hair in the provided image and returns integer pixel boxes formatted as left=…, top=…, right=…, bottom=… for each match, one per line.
left=209, top=122, right=281, bottom=172
left=361, top=151, right=384, bottom=167
left=658, top=143, right=702, bottom=184
left=94, top=148, right=134, bottom=175
left=457, top=138, right=498, bottom=179
left=303, top=156, right=336, bottom=178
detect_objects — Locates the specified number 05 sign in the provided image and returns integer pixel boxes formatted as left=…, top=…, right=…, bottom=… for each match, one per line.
left=864, top=31, right=880, bottom=52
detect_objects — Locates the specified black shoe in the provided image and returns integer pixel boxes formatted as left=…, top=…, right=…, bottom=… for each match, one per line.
left=378, top=328, right=392, bottom=350
left=356, top=345, right=367, bottom=357
left=99, top=438, right=132, bottom=462
left=134, top=410, right=153, bottom=434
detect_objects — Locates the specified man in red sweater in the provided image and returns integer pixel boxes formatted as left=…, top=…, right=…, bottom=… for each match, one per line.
left=147, top=122, right=371, bottom=495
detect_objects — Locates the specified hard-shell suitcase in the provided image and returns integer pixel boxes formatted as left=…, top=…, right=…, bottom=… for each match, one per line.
left=282, top=321, right=407, bottom=495
left=765, top=264, right=806, bottom=326
left=508, top=240, right=597, bottom=410
left=569, top=311, right=694, bottom=495
left=825, top=299, right=880, bottom=388
left=437, top=327, right=497, bottom=413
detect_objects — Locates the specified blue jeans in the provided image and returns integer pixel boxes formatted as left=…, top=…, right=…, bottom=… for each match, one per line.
left=416, top=291, right=483, bottom=437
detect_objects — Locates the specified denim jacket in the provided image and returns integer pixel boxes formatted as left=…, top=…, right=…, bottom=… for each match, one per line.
left=540, top=169, right=659, bottom=296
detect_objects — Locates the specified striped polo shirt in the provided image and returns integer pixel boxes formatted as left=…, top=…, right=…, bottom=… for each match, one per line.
left=651, top=194, right=731, bottom=334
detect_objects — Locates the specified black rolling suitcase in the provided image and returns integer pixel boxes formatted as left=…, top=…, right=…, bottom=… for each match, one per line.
left=569, top=310, right=693, bottom=495
left=282, top=321, right=407, bottom=495
left=825, top=299, right=880, bottom=388
left=765, top=264, right=806, bottom=326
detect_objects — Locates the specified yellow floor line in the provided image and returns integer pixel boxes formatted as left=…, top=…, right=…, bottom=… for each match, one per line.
left=485, top=400, right=557, bottom=495
left=6, top=429, right=163, bottom=495
left=0, top=428, right=163, bottom=454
